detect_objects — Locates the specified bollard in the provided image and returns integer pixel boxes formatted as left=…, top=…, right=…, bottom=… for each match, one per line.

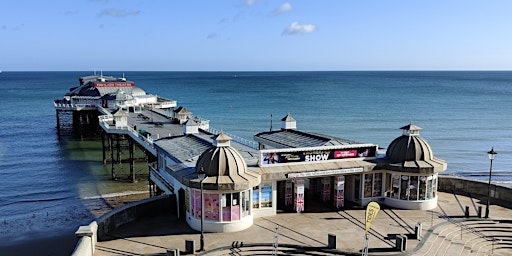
left=477, top=206, right=482, bottom=218
left=465, top=206, right=470, bottom=218
left=166, top=247, right=180, bottom=256
left=415, top=223, right=422, bottom=239
left=185, top=240, right=195, bottom=254
left=395, top=235, right=404, bottom=252
left=398, top=234, right=407, bottom=252
left=328, top=233, right=336, bottom=249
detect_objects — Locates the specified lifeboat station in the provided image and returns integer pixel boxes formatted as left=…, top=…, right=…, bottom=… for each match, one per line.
left=55, top=74, right=447, bottom=234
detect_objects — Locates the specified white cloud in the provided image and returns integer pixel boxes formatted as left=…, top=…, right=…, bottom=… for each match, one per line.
left=98, top=9, right=140, bottom=18
left=282, top=21, right=316, bottom=35
left=271, top=2, right=293, bottom=16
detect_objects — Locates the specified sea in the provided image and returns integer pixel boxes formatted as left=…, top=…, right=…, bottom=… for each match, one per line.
left=0, top=71, right=511, bottom=254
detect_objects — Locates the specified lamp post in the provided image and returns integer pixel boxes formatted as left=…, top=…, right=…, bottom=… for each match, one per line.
left=485, top=147, right=497, bottom=218
left=198, top=168, right=206, bottom=251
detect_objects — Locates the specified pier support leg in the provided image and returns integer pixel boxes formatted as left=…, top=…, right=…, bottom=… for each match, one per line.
left=110, top=134, right=116, bottom=180
left=129, top=137, right=135, bottom=183
left=116, top=134, right=121, bottom=164
left=101, top=131, right=107, bottom=165
left=56, top=110, right=61, bottom=136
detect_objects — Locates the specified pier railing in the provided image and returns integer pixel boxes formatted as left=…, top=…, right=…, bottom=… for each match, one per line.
left=98, top=114, right=156, bottom=154
left=207, top=127, right=258, bottom=150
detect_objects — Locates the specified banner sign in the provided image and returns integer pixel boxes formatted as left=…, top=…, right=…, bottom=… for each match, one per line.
left=261, top=146, right=377, bottom=166
left=287, top=167, right=363, bottom=178
left=365, top=202, right=380, bottom=233
left=94, top=82, right=134, bottom=87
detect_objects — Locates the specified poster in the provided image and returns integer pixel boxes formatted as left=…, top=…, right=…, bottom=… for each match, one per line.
left=260, top=182, right=272, bottom=208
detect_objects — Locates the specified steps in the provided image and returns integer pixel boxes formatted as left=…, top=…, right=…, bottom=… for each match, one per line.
left=415, top=218, right=512, bottom=256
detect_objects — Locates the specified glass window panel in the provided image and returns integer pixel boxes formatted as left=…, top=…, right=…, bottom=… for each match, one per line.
left=392, top=174, right=400, bottom=199
left=409, top=176, right=418, bottom=200
left=400, top=175, right=410, bottom=200
left=373, top=173, right=382, bottom=197
left=418, top=176, right=426, bottom=200
left=364, top=174, right=373, bottom=198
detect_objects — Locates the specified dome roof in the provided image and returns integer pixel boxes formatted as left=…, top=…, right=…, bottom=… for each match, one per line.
left=385, top=123, right=447, bottom=173
left=193, top=133, right=260, bottom=190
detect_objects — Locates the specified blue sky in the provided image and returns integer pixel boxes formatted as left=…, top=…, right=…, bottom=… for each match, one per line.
left=1, top=0, right=512, bottom=71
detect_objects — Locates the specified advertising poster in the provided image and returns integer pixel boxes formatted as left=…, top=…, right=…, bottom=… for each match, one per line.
left=261, top=182, right=272, bottom=208
left=252, top=186, right=260, bottom=209
left=204, top=193, right=219, bottom=221
left=261, top=146, right=377, bottom=166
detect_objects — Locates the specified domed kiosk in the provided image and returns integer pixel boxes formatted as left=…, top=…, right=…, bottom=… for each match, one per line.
left=187, top=132, right=261, bottom=233
left=380, top=123, right=447, bottom=210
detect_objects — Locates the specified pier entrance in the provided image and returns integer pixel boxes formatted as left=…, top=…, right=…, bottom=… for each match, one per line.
left=276, top=175, right=354, bottom=213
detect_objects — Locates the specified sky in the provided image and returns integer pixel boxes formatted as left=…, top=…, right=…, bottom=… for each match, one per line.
left=1, top=0, right=512, bottom=71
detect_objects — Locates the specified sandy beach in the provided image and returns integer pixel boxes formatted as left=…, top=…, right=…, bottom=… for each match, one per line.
left=1, top=192, right=149, bottom=256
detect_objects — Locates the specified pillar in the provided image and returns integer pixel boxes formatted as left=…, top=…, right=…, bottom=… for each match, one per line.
left=110, top=134, right=116, bottom=180
left=334, top=176, right=345, bottom=209
left=294, top=179, right=305, bottom=213
left=129, top=137, right=135, bottom=183
left=101, top=131, right=107, bottom=165
left=56, top=110, right=61, bottom=136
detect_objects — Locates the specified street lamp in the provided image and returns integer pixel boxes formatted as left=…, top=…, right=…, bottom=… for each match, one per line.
left=198, top=168, right=206, bottom=251
left=485, top=147, right=497, bottom=218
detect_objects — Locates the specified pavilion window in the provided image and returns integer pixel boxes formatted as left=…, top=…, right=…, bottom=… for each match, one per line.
left=364, top=174, right=373, bottom=198
left=418, top=176, right=427, bottom=200
left=426, top=176, right=434, bottom=199
left=241, top=190, right=250, bottom=217
left=221, top=193, right=231, bottom=222
left=409, top=176, right=418, bottom=200
left=432, top=174, right=438, bottom=198
left=373, top=173, right=383, bottom=197
left=400, top=175, right=410, bottom=200
left=391, top=174, right=400, bottom=199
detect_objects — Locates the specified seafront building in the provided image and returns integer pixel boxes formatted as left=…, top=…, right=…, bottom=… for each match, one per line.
left=55, top=74, right=447, bottom=234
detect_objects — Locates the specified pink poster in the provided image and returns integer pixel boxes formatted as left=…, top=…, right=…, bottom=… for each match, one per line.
left=231, top=205, right=240, bottom=221
left=192, top=189, right=202, bottom=219
left=204, top=193, right=219, bottom=221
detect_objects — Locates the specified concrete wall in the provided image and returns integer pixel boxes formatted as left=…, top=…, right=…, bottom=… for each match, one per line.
left=438, top=175, right=512, bottom=207
left=71, top=194, right=175, bottom=256
left=96, top=194, right=175, bottom=240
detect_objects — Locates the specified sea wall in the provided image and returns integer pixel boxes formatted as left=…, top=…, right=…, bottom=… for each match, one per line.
left=71, top=194, right=175, bottom=256
left=438, top=175, right=512, bottom=207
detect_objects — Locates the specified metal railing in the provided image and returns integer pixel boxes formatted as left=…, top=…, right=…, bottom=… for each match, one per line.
left=207, top=127, right=258, bottom=150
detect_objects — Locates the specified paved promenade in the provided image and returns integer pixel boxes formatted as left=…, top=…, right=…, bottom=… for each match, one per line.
left=94, top=192, right=512, bottom=255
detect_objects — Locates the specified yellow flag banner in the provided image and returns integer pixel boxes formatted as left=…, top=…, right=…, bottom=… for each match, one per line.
left=365, top=202, right=380, bottom=233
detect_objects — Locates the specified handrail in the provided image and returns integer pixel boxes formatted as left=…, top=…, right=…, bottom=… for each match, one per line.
left=208, top=127, right=258, bottom=150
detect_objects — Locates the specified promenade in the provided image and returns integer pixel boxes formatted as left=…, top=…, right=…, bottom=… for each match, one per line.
left=93, top=191, right=512, bottom=255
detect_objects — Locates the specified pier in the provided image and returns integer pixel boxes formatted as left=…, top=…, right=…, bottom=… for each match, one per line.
left=54, top=73, right=257, bottom=188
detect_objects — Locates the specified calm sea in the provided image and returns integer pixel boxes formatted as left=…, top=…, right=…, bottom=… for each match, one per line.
left=0, top=71, right=511, bottom=253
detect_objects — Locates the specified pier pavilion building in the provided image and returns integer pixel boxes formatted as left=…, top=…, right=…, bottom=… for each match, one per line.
left=150, top=113, right=446, bottom=233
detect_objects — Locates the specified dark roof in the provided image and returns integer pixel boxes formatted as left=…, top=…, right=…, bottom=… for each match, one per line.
left=155, top=135, right=212, bottom=163
left=254, top=129, right=358, bottom=148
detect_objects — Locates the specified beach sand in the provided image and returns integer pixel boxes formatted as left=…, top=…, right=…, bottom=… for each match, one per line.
left=1, top=192, right=149, bottom=256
